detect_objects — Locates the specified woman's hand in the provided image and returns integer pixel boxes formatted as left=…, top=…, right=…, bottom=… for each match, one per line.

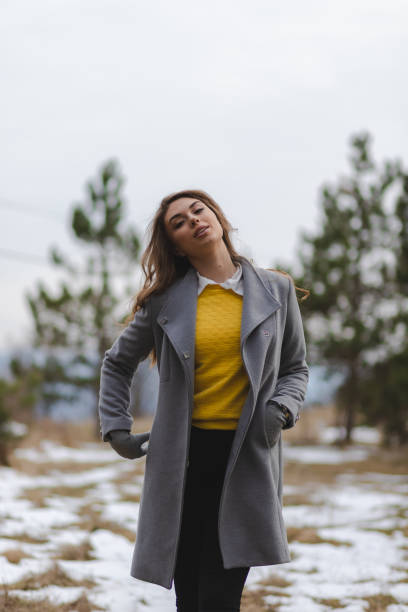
left=107, top=429, right=150, bottom=459
left=264, top=402, right=289, bottom=447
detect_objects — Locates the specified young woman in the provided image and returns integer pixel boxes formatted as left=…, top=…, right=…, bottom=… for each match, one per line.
left=98, top=189, right=309, bottom=612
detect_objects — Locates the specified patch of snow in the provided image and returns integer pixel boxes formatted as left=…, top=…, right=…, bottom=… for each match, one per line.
left=2, top=438, right=406, bottom=612
left=119, top=480, right=144, bottom=497
left=3, top=420, right=28, bottom=437
left=336, top=472, right=408, bottom=483
left=0, top=507, right=79, bottom=539
left=283, top=443, right=371, bottom=464
left=100, top=502, right=139, bottom=530
left=46, top=528, right=91, bottom=548
left=58, top=534, right=176, bottom=612
left=320, top=425, right=381, bottom=445
left=14, top=440, right=122, bottom=463
left=10, top=586, right=85, bottom=604
left=270, top=594, right=331, bottom=611
left=389, top=582, right=408, bottom=603
left=0, top=557, right=51, bottom=584
left=284, top=485, right=407, bottom=529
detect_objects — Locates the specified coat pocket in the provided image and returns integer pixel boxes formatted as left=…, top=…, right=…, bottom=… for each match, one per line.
left=264, top=401, right=286, bottom=447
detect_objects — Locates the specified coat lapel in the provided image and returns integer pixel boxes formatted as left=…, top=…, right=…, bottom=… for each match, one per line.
left=156, top=258, right=282, bottom=393
left=240, top=258, right=282, bottom=345
left=156, top=265, right=198, bottom=386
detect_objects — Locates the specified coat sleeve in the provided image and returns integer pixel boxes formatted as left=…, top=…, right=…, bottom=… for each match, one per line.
left=270, top=276, right=309, bottom=429
left=98, top=301, right=154, bottom=442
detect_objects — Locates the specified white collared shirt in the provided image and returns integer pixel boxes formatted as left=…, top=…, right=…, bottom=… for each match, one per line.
left=196, top=263, right=243, bottom=296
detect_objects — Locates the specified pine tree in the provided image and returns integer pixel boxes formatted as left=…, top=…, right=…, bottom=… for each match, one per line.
left=276, top=132, right=402, bottom=444
left=356, top=167, right=408, bottom=446
left=25, top=159, right=142, bottom=436
left=0, top=360, right=42, bottom=465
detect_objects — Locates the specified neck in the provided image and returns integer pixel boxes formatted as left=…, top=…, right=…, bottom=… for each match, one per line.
left=188, top=243, right=237, bottom=283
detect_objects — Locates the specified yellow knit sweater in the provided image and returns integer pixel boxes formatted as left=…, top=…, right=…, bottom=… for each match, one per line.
left=192, top=284, right=250, bottom=429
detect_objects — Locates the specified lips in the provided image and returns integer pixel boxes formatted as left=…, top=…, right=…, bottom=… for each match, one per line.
left=194, top=225, right=209, bottom=238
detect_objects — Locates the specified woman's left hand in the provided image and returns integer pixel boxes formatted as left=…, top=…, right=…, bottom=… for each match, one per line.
left=264, top=402, right=289, bottom=446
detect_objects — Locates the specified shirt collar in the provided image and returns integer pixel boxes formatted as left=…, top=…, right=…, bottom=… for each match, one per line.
left=196, top=262, right=243, bottom=296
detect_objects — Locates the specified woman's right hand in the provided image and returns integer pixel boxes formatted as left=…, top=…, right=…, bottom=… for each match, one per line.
left=107, top=429, right=150, bottom=459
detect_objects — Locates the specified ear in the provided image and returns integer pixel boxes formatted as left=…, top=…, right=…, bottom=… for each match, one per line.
left=174, top=248, right=186, bottom=257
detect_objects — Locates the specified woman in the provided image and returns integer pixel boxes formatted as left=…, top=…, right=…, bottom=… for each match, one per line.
left=98, top=189, right=309, bottom=611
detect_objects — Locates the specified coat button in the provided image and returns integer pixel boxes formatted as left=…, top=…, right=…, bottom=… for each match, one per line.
left=183, top=351, right=190, bottom=359
left=160, top=317, right=168, bottom=325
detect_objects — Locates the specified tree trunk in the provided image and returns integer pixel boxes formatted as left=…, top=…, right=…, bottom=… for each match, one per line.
left=93, top=399, right=101, bottom=440
left=344, top=401, right=355, bottom=443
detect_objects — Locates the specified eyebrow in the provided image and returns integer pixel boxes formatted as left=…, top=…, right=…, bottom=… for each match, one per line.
left=168, top=200, right=202, bottom=224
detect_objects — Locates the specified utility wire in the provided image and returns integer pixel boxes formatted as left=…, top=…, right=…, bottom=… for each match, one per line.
left=0, top=198, right=68, bottom=266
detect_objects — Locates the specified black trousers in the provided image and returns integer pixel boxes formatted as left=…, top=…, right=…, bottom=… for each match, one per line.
left=174, top=426, right=250, bottom=612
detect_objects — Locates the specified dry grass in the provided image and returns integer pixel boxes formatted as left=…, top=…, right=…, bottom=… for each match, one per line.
left=0, top=590, right=104, bottom=611
left=286, top=526, right=352, bottom=547
left=362, top=593, right=400, bottom=611
left=4, top=411, right=407, bottom=611
left=17, top=488, right=49, bottom=508
left=256, top=574, right=292, bottom=589
left=0, top=534, right=48, bottom=545
left=241, top=571, right=292, bottom=610
left=388, top=566, right=408, bottom=583
left=283, top=493, right=321, bottom=506
left=362, top=524, right=408, bottom=538
left=112, top=466, right=145, bottom=484
left=118, top=491, right=141, bottom=503
left=9, top=415, right=153, bottom=477
left=11, top=459, right=116, bottom=477
left=73, top=503, right=136, bottom=542
left=283, top=403, right=337, bottom=445
left=52, top=540, right=95, bottom=562
left=284, top=445, right=408, bottom=489
left=11, top=419, right=97, bottom=451
left=5, top=562, right=96, bottom=590
left=241, top=586, right=280, bottom=611
left=131, top=415, right=154, bottom=434
left=314, top=597, right=347, bottom=608
left=1, top=549, right=32, bottom=564
left=17, top=484, right=95, bottom=510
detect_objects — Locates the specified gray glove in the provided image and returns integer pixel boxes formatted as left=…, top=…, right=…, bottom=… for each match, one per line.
left=107, top=429, right=150, bottom=459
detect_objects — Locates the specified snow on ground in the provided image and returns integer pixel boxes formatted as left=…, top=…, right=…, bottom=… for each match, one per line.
left=1, top=426, right=407, bottom=611
left=15, top=440, right=120, bottom=463
left=320, top=425, right=382, bottom=445
left=283, top=442, right=371, bottom=463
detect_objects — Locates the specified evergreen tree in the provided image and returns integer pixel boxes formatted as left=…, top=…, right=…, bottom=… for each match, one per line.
left=0, top=359, right=42, bottom=465
left=25, top=159, right=142, bottom=436
left=275, top=132, right=402, bottom=444
left=357, top=167, right=408, bottom=446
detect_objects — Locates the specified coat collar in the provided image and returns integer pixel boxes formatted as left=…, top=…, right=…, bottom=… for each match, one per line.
left=156, top=258, right=282, bottom=374
left=240, top=258, right=282, bottom=344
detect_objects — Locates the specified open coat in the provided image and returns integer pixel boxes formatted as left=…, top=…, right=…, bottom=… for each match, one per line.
left=98, top=257, right=309, bottom=589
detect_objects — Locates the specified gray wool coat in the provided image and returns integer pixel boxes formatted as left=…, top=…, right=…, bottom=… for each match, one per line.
left=98, top=257, right=309, bottom=589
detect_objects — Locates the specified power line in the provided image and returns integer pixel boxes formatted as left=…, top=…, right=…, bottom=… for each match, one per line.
left=0, top=199, right=67, bottom=266
left=0, top=247, right=50, bottom=266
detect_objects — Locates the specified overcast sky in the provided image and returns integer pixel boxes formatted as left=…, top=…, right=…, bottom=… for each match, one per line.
left=1, top=0, right=407, bottom=352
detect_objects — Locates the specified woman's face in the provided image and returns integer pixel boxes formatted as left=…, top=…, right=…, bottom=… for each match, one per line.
left=163, top=197, right=223, bottom=258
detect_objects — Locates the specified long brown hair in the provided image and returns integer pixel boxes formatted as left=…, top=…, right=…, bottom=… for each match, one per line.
left=124, top=188, right=309, bottom=330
